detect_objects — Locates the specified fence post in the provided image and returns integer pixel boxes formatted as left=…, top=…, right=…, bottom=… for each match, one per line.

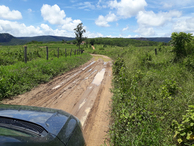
left=46, top=46, right=48, bottom=60
left=70, top=49, right=72, bottom=56
left=74, top=49, right=76, bottom=55
left=155, top=48, right=157, bottom=56
left=58, top=48, right=59, bottom=58
left=77, top=49, right=78, bottom=55
left=65, top=48, right=67, bottom=57
left=24, top=46, right=27, bottom=63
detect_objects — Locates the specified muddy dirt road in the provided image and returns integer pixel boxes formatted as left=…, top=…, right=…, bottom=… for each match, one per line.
left=2, top=54, right=112, bottom=146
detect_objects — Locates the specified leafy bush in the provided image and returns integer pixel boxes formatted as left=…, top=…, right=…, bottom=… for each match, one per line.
left=99, top=47, right=104, bottom=50
left=172, top=105, right=194, bottom=145
left=171, top=32, right=192, bottom=61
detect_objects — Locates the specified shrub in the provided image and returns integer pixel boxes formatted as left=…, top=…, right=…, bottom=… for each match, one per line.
left=172, top=105, right=194, bottom=145
left=171, top=32, right=192, bottom=61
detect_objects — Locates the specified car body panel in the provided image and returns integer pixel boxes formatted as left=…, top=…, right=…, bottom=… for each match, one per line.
left=0, top=104, right=86, bottom=146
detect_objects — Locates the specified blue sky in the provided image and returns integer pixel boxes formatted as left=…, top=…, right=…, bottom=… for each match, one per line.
left=0, top=0, right=194, bottom=38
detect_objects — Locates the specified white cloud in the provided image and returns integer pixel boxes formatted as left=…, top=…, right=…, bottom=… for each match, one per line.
left=41, top=24, right=53, bottom=32
left=135, top=26, right=156, bottom=36
left=61, top=18, right=82, bottom=31
left=161, top=3, right=173, bottom=8
left=0, top=19, right=79, bottom=37
left=0, top=4, right=83, bottom=37
left=97, top=0, right=107, bottom=9
left=173, top=17, right=194, bottom=33
left=109, top=0, right=147, bottom=18
left=0, top=20, right=42, bottom=36
left=0, top=5, right=22, bottom=20
left=41, top=4, right=66, bottom=25
left=122, top=26, right=129, bottom=31
left=41, top=4, right=81, bottom=32
left=85, top=31, right=103, bottom=38
left=78, top=2, right=95, bottom=10
left=28, top=9, right=32, bottom=13
left=137, top=10, right=182, bottom=27
left=95, top=12, right=117, bottom=27
left=97, top=0, right=102, bottom=8
left=161, top=0, right=194, bottom=8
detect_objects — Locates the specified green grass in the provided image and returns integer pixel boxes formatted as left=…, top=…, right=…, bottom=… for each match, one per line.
left=84, top=45, right=194, bottom=145
left=0, top=43, right=91, bottom=100
left=0, top=43, right=81, bottom=66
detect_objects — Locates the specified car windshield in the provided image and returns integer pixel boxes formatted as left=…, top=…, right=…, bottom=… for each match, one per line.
left=0, top=116, right=48, bottom=138
left=0, top=126, right=33, bottom=137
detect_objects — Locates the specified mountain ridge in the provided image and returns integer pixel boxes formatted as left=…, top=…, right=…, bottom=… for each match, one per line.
left=0, top=33, right=171, bottom=46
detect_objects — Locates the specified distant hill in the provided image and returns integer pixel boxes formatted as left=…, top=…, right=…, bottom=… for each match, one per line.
left=0, top=33, right=27, bottom=45
left=17, top=35, right=75, bottom=43
left=0, top=33, right=75, bottom=45
left=0, top=33, right=171, bottom=46
left=0, top=33, right=14, bottom=42
left=130, top=37, right=171, bottom=43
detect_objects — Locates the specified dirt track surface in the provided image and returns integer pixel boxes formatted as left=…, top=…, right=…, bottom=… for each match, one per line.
left=2, top=54, right=112, bottom=146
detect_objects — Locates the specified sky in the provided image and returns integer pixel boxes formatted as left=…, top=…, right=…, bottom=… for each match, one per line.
left=0, top=0, right=194, bottom=38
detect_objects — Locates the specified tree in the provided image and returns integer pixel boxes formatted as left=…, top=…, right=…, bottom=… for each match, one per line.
left=171, top=32, right=192, bottom=61
left=74, top=23, right=86, bottom=50
left=90, top=39, right=95, bottom=46
left=62, top=39, right=66, bottom=43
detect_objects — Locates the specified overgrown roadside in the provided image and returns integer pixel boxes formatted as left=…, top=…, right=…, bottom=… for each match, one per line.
left=84, top=40, right=194, bottom=146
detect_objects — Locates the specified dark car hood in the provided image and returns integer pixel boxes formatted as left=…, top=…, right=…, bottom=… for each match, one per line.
left=0, top=104, right=79, bottom=145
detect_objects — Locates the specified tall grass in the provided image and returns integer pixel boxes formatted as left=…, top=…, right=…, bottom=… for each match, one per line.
left=0, top=43, right=80, bottom=66
left=85, top=45, right=194, bottom=145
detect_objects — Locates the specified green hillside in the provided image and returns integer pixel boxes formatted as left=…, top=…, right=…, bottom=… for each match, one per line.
left=17, top=35, right=75, bottom=42
left=0, top=33, right=27, bottom=45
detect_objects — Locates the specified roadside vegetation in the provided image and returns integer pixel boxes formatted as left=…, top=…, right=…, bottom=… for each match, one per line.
left=69, top=37, right=164, bottom=47
left=84, top=32, right=194, bottom=146
left=0, top=42, right=92, bottom=100
left=0, top=43, right=84, bottom=66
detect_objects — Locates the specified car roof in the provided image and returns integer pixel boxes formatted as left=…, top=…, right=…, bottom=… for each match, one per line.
left=0, top=104, right=74, bottom=136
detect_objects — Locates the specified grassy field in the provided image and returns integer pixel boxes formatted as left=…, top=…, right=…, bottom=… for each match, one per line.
left=0, top=43, right=82, bottom=66
left=0, top=42, right=91, bottom=100
left=84, top=43, right=194, bottom=146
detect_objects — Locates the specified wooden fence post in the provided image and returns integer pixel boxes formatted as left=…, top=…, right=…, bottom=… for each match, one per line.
left=70, top=49, right=72, bottom=56
left=65, top=48, right=67, bottom=57
left=46, top=46, right=48, bottom=60
left=155, top=48, right=157, bottom=55
left=24, top=46, right=27, bottom=63
left=74, top=49, right=76, bottom=55
left=58, top=48, right=59, bottom=58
